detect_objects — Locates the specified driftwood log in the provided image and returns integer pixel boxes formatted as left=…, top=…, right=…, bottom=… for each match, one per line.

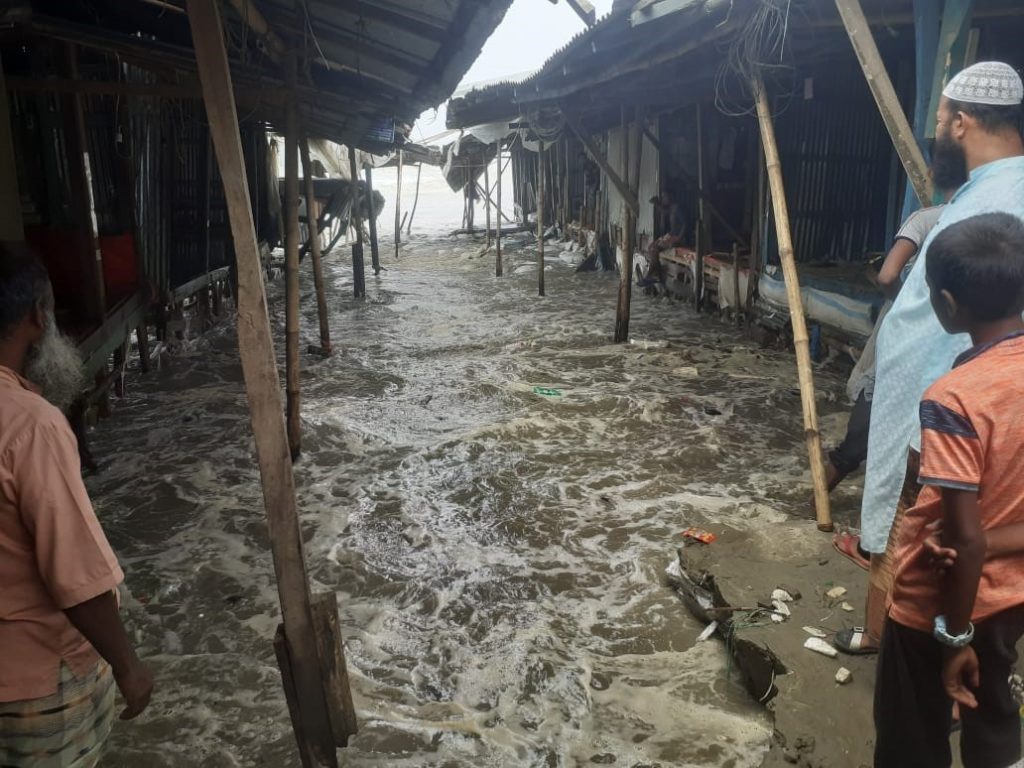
left=667, top=547, right=786, bottom=705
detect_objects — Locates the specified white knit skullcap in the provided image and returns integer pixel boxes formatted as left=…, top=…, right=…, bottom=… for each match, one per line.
left=943, top=61, right=1023, bottom=106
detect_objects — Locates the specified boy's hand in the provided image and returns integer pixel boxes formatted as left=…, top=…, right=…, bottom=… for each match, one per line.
left=942, top=646, right=980, bottom=709
left=922, top=520, right=958, bottom=574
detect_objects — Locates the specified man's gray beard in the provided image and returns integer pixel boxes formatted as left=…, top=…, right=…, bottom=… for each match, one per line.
left=25, top=313, right=85, bottom=411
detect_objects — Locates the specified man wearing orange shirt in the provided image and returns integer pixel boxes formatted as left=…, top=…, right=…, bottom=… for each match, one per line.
left=0, top=243, right=152, bottom=766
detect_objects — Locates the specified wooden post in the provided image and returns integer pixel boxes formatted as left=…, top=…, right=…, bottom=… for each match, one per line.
left=136, top=325, right=150, bottom=373
left=537, top=144, right=545, bottom=297
left=834, top=0, right=932, bottom=206
left=752, top=72, right=832, bottom=532
left=394, top=150, right=403, bottom=258
left=300, top=136, right=333, bottom=356
left=187, top=2, right=341, bottom=764
left=310, top=592, right=358, bottom=746
left=65, top=45, right=106, bottom=321
left=496, top=140, right=503, bottom=277
left=614, top=112, right=636, bottom=343
left=363, top=165, right=382, bottom=275
left=347, top=147, right=366, bottom=298
left=284, top=54, right=301, bottom=461
left=405, top=163, right=422, bottom=237
left=563, top=113, right=639, bottom=216
left=0, top=58, right=23, bottom=240
left=484, top=152, right=492, bottom=250
left=732, top=242, right=741, bottom=325
left=695, top=103, right=706, bottom=310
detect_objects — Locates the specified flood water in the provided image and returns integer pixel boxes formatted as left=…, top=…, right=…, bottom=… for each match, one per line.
left=90, top=166, right=854, bottom=767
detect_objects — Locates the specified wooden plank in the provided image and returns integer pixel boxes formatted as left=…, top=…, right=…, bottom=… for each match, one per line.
left=363, top=165, right=382, bottom=275
left=695, top=104, right=705, bottom=310
left=301, top=137, right=333, bottom=354
left=274, top=625, right=315, bottom=768
left=563, top=112, right=639, bottom=216
left=834, top=0, right=932, bottom=206
left=614, top=112, right=637, bottom=343
left=394, top=150, right=403, bottom=258
left=311, top=592, right=359, bottom=747
left=565, top=0, right=596, bottom=26
left=284, top=53, right=302, bottom=460
left=752, top=73, right=832, bottom=533
left=186, top=2, right=338, bottom=764
left=496, top=141, right=503, bottom=277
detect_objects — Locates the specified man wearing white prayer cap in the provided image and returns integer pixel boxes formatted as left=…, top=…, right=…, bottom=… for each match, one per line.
left=861, top=60, right=1024, bottom=765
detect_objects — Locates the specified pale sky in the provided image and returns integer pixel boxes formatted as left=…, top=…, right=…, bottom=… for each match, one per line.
left=413, top=0, right=615, bottom=142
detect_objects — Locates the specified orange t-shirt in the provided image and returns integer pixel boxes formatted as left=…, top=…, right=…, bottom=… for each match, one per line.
left=890, top=332, right=1024, bottom=633
left=0, top=366, right=124, bottom=702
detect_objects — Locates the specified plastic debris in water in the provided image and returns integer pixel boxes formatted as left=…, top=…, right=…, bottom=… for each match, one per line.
left=772, top=589, right=794, bottom=603
left=771, top=600, right=791, bottom=617
left=532, top=386, right=562, bottom=397
left=697, top=621, right=718, bottom=642
left=681, top=527, right=717, bottom=544
left=804, top=638, right=839, bottom=658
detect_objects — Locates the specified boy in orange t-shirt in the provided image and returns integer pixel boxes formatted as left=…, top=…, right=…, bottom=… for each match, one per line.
left=875, top=212, right=1024, bottom=768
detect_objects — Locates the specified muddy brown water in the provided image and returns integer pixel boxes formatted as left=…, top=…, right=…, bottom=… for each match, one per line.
left=89, top=182, right=860, bottom=767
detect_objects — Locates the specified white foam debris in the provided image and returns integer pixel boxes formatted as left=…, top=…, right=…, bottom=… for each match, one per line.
left=803, top=626, right=827, bottom=639
left=771, top=600, right=791, bottom=617
left=804, top=638, right=839, bottom=658
left=697, top=621, right=718, bottom=642
left=771, top=589, right=793, bottom=603
left=826, top=586, right=847, bottom=600
left=835, top=667, right=853, bottom=685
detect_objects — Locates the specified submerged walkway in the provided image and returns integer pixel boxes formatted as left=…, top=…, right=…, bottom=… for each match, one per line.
left=87, top=234, right=868, bottom=767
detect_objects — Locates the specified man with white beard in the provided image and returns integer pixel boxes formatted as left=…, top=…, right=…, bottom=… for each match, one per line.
left=0, top=243, right=152, bottom=766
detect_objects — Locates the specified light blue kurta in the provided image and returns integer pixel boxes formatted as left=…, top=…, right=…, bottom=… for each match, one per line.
left=860, top=155, right=1024, bottom=553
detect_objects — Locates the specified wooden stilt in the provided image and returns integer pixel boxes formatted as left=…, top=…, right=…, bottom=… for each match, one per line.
left=405, top=163, right=422, bottom=237
left=284, top=53, right=301, bottom=461
left=613, top=110, right=635, bottom=343
left=695, top=103, right=706, bottom=310
left=752, top=72, right=832, bottom=532
left=300, top=136, right=333, bottom=356
left=484, top=154, right=492, bottom=251
left=347, top=147, right=366, bottom=298
left=187, top=2, right=342, bottom=763
left=311, top=592, right=358, bottom=746
left=394, top=150, right=403, bottom=258
left=136, top=325, right=150, bottom=373
left=732, top=242, right=742, bottom=325
left=496, top=140, right=503, bottom=277
left=537, top=144, right=545, bottom=297
left=834, top=0, right=932, bottom=205
left=212, top=280, right=223, bottom=316
left=363, top=165, right=382, bottom=275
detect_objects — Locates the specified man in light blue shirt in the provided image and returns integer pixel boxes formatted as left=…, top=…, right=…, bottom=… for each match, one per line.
left=840, top=61, right=1024, bottom=655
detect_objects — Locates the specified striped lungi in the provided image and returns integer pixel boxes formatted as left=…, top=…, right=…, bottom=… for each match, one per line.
left=0, top=662, right=115, bottom=767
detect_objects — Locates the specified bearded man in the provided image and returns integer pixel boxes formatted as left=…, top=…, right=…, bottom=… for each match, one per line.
left=0, top=242, right=152, bottom=766
left=836, top=61, right=1024, bottom=655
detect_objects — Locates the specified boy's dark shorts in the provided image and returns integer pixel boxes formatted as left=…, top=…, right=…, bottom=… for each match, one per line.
left=874, top=608, right=1024, bottom=768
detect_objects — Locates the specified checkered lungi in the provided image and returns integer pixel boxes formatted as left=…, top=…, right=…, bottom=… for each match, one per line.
left=0, top=662, right=115, bottom=767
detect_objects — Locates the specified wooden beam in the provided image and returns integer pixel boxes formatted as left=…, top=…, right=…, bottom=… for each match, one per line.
left=301, top=136, right=333, bottom=355
left=0, top=57, right=23, bottom=240
left=695, top=103, right=705, bottom=311
left=394, top=150, right=403, bottom=258
left=537, top=144, right=545, bottom=297
left=614, top=110, right=637, bottom=343
left=284, top=53, right=302, bottom=461
left=186, top=2, right=339, bottom=764
left=310, top=592, right=358, bottom=747
left=752, top=72, right=832, bottom=533
left=224, top=0, right=286, bottom=58
left=563, top=112, right=639, bottom=216
left=364, top=165, right=382, bottom=275
left=496, top=140, right=503, bottom=277
left=834, top=0, right=932, bottom=206
left=348, top=147, right=366, bottom=298
left=564, top=0, right=596, bottom=26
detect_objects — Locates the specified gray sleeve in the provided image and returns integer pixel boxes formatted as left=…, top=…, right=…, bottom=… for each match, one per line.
left=894, top=205, right=945, bottom=248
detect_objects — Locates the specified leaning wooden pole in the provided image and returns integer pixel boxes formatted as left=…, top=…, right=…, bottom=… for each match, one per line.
left=186, top=2, right=340, bottom=764
left=363, top=165, right=382, bottom=275
left=496, top=140, right=503, bottom=277
left=752, top=73, right=832, bottom=532
left=283, top=54, right=301, bottom=460
left=394, top=149, right=403, bottom=259
left=300, top=136, right=332, bottom=356
left=614, top=113, right=635, bottom=343
left=347, top=147, right=366, bottom=298
left=834, top=0, right=932, bottom=205
left=537, top=144, right=545, bottom=296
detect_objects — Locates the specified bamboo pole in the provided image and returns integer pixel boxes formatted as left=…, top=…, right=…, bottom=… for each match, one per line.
left=537, top=144, right=545, bottom=297
left=300, top=136, right=332, bottom=355
left=695, top=103, right=706, bottom=310
left=363, top=165, right=382, bottom=275
left=405, top=163, right=422, bottom=237
left=394, top=149, right=403, bottom=258
left=186, top=1, right=340, bottom=763
left=496, top=140, right=503, bottom=277
left=347, top=147, right=366, bottom=298
left=834, top=0, right=932, bottom=205
left=732, top=242, right=741, bottom=325
left=484, top=154, right=492, bottom=250
left=284, top=54, right=301, bottom=460
left=752, top=73, right=832, bottom=532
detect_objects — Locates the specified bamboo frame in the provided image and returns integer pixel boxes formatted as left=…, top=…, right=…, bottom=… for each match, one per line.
left=300, top=136, right=333, bottom=355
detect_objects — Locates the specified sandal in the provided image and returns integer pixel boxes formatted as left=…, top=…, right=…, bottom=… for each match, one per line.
left=833, top=532, right=870, bottom=571
left=835, top=627, right=878, bottom=656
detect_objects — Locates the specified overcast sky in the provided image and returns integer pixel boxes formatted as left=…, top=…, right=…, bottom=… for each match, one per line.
left=412, top=0, right=615, bottom=142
